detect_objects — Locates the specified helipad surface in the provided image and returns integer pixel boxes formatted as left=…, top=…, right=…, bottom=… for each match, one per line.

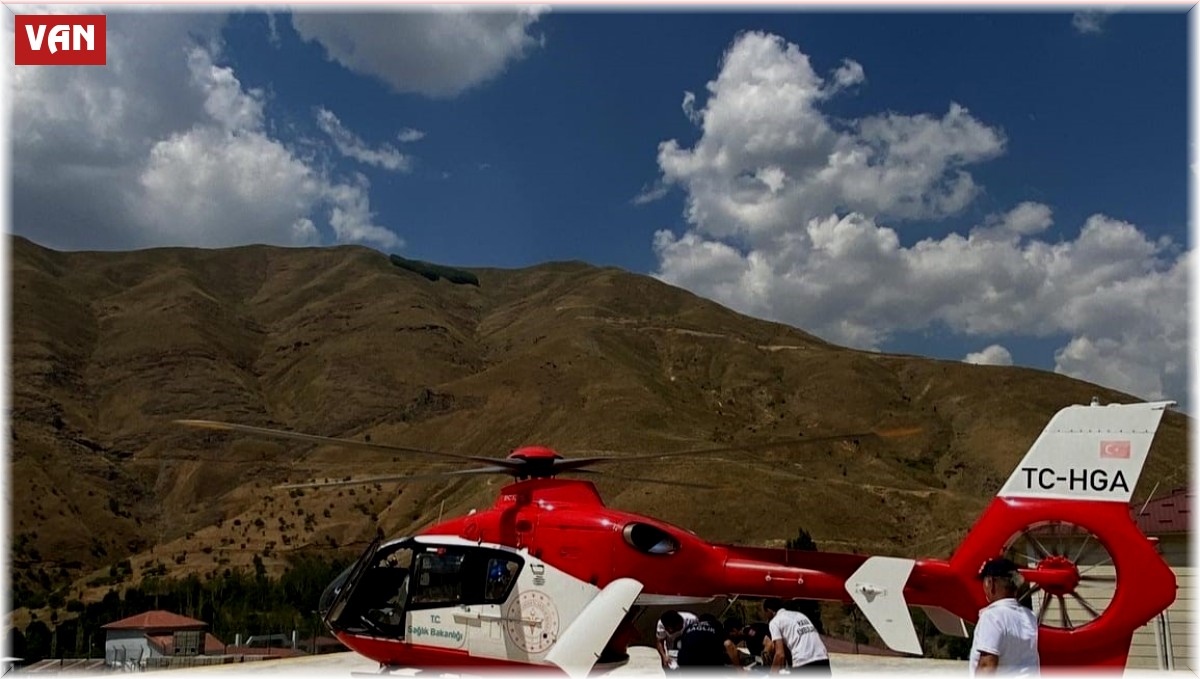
left=19, top=650, right=1198, bottom=677
left=43, top=646, right=967, bottom=676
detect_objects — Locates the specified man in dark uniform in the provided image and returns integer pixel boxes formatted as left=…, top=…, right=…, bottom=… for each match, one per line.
left=676, top=614, right=729, bottom=669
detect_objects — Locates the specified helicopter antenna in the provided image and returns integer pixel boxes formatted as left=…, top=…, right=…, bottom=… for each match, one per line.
left=438, top=500, right=445, bottom=524
left=1137, top=481, right=1161, bottom=518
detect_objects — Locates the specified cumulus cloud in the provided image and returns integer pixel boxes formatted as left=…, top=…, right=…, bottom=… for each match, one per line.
left=825, top=58, right=865, bottom=95
left=10, top=13, right=401, bottom=250
left=965, top=345, right=1014, bottom=366
left=649, top=32, right=1187, bottom=402
left=652, top=32, right=1004, bottom=245
left=1072, top=11, right=1109, bottom=34
left=189, top=46, right=265, bottom=132
left=970, top=201, right=1053, bottom=242
left=291, top=8, right=545, bottom=98
left=316, top=107, right=412, bottom=172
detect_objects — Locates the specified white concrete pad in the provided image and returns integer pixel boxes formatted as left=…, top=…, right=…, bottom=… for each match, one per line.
left=53, top=646, right=967, bottom=677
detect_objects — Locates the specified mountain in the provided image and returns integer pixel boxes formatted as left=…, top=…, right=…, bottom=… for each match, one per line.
left=8, top=235, right=1189, bottom=612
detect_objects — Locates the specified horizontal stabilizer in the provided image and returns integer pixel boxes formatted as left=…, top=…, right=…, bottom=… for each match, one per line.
left=546, top=578, right=643, bottom=678
left=845, top=556, right=922, bottom=655
left=920, top=606, right=968, bottom=638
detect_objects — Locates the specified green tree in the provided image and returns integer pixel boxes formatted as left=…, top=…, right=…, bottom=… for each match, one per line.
left=23, top=620, right=51, bottom=662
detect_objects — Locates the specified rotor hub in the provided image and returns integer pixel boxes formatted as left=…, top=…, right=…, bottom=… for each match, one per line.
left=507, top=447, right=564, bottom=479
left=1033, top=554, right=1080, bottom=596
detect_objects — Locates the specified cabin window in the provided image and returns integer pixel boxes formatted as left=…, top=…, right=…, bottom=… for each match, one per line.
left=483, top=557, right=521, bottom=602
left=407, top=548, right=525, bottom=610
left=623, top=523, right=679, bottom=555
left=411, top=551, right=466, bottom=606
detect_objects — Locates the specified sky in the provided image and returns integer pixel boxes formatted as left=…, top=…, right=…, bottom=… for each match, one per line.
left=3, top=5, right=1191, bottom=407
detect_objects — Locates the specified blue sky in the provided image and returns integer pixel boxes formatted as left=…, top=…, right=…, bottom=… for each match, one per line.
left=223, top=11, right=1187, bottom=269
left=7, top=7, right=1190, bottom=404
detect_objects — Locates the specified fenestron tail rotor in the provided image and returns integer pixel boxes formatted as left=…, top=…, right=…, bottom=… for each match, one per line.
left=1005, top=521, right=1117, bottom=631
left=175, top=419, right=921, bottom=491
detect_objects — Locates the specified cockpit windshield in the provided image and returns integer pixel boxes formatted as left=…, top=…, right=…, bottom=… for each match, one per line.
left=324, top=540, right=523, bottom=638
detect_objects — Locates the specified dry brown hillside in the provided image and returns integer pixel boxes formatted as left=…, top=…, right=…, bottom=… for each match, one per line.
left=8, top=235, right=1190, bottom=611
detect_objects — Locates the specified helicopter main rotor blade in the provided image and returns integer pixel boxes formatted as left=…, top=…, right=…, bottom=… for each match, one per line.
left=277, top=465, right=515, bottom=490
left=562, top=426, right=922, bottom=466
left=176, top=420, right=514, bottom=468
left=569, top=469, right=720, bottom=490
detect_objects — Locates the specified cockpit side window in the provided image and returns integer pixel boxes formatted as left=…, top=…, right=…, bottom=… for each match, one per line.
left=338, top=543, right=413, bottom=637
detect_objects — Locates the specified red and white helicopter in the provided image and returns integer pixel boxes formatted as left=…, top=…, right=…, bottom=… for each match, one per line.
left=180, top=399, right=1177, bottom=676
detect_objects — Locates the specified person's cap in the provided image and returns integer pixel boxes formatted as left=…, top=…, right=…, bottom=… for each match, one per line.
left=976, top=557, right=1020, bottom=579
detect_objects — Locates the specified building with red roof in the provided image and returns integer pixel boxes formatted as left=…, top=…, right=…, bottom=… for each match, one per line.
left=1128, top=486, right=1190, bottom=670
left=101, top=610, right=226, bottom=669
left=1132, top=486, right=1190, bottom=538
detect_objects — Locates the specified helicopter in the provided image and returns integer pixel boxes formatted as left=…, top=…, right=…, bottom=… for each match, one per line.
left=178, top=399, right=1177, bottom=676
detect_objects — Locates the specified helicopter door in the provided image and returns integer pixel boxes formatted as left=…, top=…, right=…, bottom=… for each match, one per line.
left=322, top=537, right=382, bottom=632
left=404, top=546, right=524, bottom=659
left=460, top=553, right=523, bottom=660
left=323, top=539, right=417, bottom=639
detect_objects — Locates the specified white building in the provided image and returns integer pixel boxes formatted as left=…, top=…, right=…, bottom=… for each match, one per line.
left=102, top=610, right=224, bottom=670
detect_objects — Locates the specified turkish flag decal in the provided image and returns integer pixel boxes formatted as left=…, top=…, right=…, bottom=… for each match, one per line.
left=1100, top=440, right=1131, bottom=459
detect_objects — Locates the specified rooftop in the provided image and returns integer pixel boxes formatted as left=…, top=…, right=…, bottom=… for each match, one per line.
left=102, top=610, right=208, bottom=631
left=1132, top=486, right=1190, bottom=535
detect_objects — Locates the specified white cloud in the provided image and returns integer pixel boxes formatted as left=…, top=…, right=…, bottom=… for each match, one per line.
left=188, top=46, right=265, bottom=133
left=397, top=128, right=426, bottom=143
left=137, top=126, right=322, bottom=247
left=970, top=201, right=1053, bottom=243
left=11, top=14, right=401, bottom=251
left=633, top=181, right=669, bottom=205
left=316, top=107, right=412, bottom=172
left=1072, top=11, right=1109, bottom=34
left=965, top=345, right=1014, bottom=366
left=655, top=209, right=1187, bottom=400
left=323, top=173, right=403, bottom=248
left=649, top=32, right=1188, bottom=402
left=291, top=8, right=545, bottom=98
left=681, top=91, right=702, bottom=125
left=825, top=58, right=865, bottom=95
left=654, top=32, right=1005, bottom=245
left=11, top=12, right=225, bottom=248
left=266, top=12, right=282, bottom=48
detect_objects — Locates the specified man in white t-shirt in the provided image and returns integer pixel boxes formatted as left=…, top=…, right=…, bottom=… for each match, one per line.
left=655, top=610, right=699, bottom=670
left=970, top=558, right=1040, bottom=676
left=763, top=598, right=829, bottom=674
